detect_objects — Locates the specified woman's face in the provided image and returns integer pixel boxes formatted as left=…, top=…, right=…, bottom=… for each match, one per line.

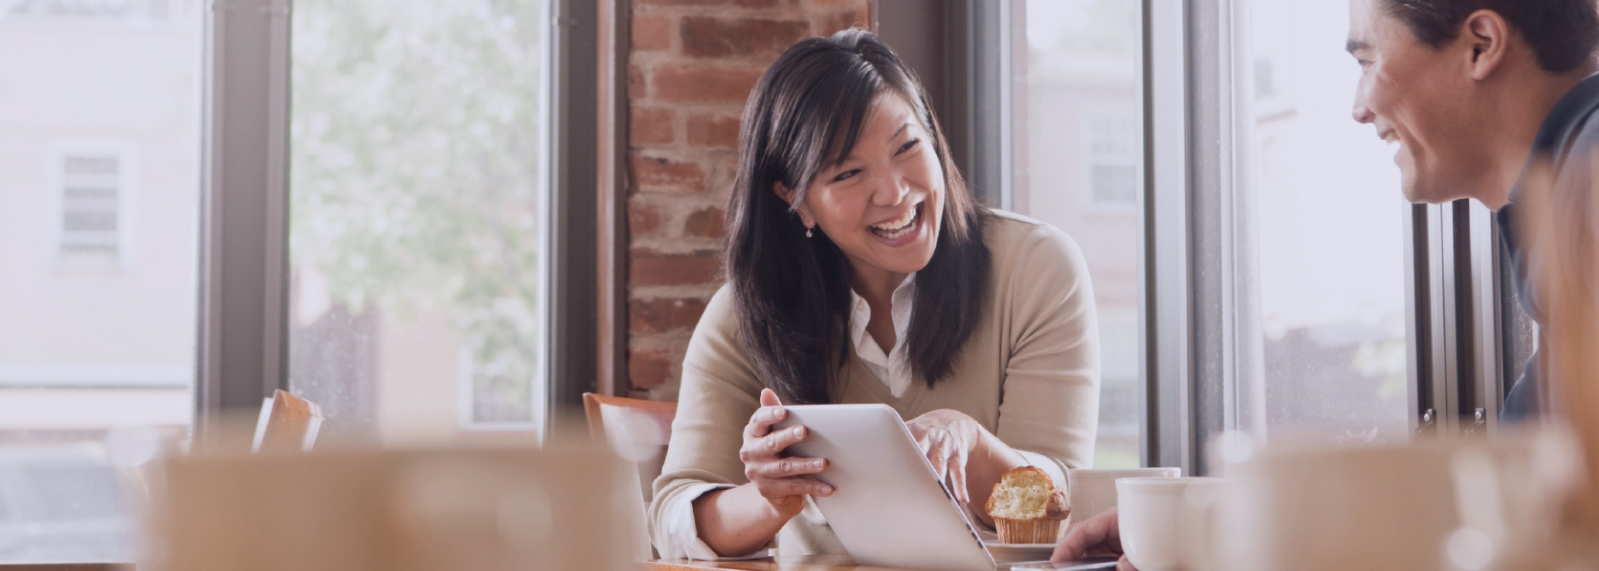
left=784, top=94, right=945, bottom=278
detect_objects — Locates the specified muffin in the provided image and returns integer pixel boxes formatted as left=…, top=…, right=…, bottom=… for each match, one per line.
left=985, top=466, right=1070, bottom=543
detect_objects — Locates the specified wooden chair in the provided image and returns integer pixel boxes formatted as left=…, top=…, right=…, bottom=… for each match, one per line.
left=252, top=389, right=324, bottom=453
left=582, top=393, right=676, bottom=560
left=582, top=393, right=677, bottom=503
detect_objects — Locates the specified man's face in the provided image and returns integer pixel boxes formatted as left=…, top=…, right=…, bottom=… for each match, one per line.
left=1348, top=0, right=1490, bottom=203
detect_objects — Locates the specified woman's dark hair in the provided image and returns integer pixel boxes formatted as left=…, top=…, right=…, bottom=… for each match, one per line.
left=725, top=29, right=991, bottom=405
left=1382, top=0, right=1599, bottom=73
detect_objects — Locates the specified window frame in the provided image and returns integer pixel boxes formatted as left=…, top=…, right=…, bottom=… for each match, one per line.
left=197, top=0, right=600, bottom=437
left=954, top=0, right=1520, bottom=474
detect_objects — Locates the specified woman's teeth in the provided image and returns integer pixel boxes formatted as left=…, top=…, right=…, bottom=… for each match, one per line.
left=869, top=207, right=918, bottom=239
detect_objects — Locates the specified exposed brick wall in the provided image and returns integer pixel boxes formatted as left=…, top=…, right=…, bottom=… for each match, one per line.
left=627, top=0, right=871, bottom=399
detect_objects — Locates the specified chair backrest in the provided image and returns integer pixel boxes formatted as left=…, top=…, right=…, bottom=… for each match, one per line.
left=253, top=389, right=324, bottom=453
left=582, top=393, right=676, bottom=560
left=581, top=393, right=676, bottom=504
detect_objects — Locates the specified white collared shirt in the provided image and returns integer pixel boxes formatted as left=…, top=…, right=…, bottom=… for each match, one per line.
left=848, top=273, right=917, bottom=397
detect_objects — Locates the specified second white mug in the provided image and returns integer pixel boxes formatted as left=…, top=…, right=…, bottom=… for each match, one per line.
left=1065, top=467, right=1180, bottom=528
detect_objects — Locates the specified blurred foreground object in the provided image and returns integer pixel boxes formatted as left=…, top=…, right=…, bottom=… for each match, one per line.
left=252, top=390, right=323, bottom=453
left=143, top=443, right=630, bottom=571
left=1517, top=156, right=1599, bottom=558
left=583, top=392, right=676, bottom=560
left=1213, top=432, right=1579, bottom=571
left=0, top=445, right=134, bottom=563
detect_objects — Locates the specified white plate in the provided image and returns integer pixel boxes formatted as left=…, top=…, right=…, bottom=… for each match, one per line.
left=986, top=542, right=1056, bottom=562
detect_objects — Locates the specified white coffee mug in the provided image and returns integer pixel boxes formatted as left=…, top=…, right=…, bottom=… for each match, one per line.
left=1117, top=477, right=1226, bottom=571
left=1066, top=467, right=1180, bottom=528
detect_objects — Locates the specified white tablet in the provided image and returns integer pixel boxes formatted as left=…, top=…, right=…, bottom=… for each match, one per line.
left=773, top=403, right=996, bottom=571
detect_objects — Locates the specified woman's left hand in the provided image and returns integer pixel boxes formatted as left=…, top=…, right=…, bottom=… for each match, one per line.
left=905, top=409, right=984, bottom=504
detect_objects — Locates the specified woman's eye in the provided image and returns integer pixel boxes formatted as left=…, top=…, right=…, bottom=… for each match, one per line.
left=897, top=139, right=920, bottom=155
left=832, top=169, right=862, bottom=182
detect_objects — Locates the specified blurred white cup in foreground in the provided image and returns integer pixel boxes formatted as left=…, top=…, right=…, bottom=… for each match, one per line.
left=1216, top=430, right=1575, bottom=571
left=1117, top=477, right=1226, bottom=571
left=1067, top=467, right=1180, bottom=529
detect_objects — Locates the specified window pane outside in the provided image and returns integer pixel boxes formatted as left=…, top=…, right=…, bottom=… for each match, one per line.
left=1018, top=0, right=1144, bottom=468
left=288, top=0, right=551, bottom=442
left=0, top=0, right=203, bottom=562
left=1243, top=0, right=1410, bottom=440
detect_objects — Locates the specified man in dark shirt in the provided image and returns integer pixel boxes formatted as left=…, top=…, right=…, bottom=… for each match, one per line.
left=1347, top=0, right=1599, bottom=421
left=1053, top=1, right=1599, bottom=567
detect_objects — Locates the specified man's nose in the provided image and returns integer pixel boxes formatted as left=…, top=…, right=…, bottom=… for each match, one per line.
left=1352, top=101, right=1376, bottom=125
left=1352, top=86, right=1376, bottom=124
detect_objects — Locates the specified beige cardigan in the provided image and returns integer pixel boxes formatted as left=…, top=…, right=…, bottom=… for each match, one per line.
left=648, top=210, right=1101, bottom=556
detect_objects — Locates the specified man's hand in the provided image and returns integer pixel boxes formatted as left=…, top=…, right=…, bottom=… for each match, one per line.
left=1050, top=508, right=1137, bottom=571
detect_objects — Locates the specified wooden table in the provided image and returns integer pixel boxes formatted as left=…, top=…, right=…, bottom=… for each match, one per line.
left=642, top=556, right=1056, bottom=571
left=642, top=557, right=928, bottom=571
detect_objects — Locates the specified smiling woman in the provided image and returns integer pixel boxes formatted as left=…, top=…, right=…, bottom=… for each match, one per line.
left=647, top=29, right=1102, bottom=560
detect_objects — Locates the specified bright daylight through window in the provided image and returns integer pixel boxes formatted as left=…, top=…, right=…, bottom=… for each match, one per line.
left=288, top=0, right=552, bottom=441
left=0, top=0, right=202, bottom=562
left=1245, top=0, right=1410, bottom=441
left=1020, top=0, right=1143, bottom=468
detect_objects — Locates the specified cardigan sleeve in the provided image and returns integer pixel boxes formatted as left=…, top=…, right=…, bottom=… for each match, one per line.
left=647, top=287, right=768, bottom=557
left=994, top=223, right=1102, bottom=481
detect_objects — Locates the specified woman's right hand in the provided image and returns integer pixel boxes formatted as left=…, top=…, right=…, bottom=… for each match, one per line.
left=740, top=388, right=833, bottom=518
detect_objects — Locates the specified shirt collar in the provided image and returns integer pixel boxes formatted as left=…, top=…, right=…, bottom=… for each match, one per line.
left=847, top=273, right=917, bottom=353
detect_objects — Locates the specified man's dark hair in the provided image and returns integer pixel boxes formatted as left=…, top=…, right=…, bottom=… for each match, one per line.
left=1382, top=0, right=1599, bottom=73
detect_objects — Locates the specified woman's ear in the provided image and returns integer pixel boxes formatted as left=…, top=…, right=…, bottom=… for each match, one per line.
left=773, top=181, right=816, bottom=229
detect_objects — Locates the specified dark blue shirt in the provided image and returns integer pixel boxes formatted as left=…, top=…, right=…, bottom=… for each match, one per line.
left=1499, top=73, right=1599, bottom=421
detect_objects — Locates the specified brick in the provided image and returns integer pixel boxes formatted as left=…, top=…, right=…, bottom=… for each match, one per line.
left=687, top=112, right=741, bottom=149
left=638, top=0, right=778, bottom=7
left=629, top=347, right=677, bottom=390
left=813, top=7, right=868, bottom=36
left=631, top=297, right=711, bottom=334
left=805, top=0, right=866, bottom=10
left=683, top=206, right=727, bottom=238
left=681, top=17, right=810, bottom=59
left=631, top=250, right=723, bottom=286
left=631, top=153, right=706, bottom=193
left=652, top=64, right=764, bottom=105
left=629, top=200, right=664, bottom=237
left=632, top=14, right=673, bottom=52
left=631, top=107, right=675, bottom=146
left=629, top=64, right=647, bottom=102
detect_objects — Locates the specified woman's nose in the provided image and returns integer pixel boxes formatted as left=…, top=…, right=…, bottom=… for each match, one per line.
left=869, top=172, right=911, bottom=206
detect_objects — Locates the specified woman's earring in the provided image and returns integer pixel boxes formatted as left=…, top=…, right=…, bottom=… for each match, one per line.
left=806, top=226, right=814, bottom=239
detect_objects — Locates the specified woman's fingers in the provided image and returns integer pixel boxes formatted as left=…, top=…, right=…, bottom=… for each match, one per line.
left=749, top=456, right=828, bottom=479
left=745, top=404, right=786, bottom=440
left=947, top=448, right=969, bottom=504
left=755, top=475, right=834, bottom=499
left=740, top=424, right=807, bottom=463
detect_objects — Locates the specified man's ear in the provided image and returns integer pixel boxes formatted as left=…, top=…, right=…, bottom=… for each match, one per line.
left=772, top=181, right=816, bottom=228
left=1461, top=9, right=1510, bottom=81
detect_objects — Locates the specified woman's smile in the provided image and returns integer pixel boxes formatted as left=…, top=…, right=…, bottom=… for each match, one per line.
left=867, top=202, right=924, bottom=245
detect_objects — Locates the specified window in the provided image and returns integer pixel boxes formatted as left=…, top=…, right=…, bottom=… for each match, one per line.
left=1239, top=0, right=1411, bottom=440
left=58, top=153, right=126, bottom=264
left=1085, top=114, right=1140, bottom=208
left=0, top=0, right=202, bottom=562
left=1013, top=0, right=1145, bottom=469
left=287, top=0, right=552, bottom=440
